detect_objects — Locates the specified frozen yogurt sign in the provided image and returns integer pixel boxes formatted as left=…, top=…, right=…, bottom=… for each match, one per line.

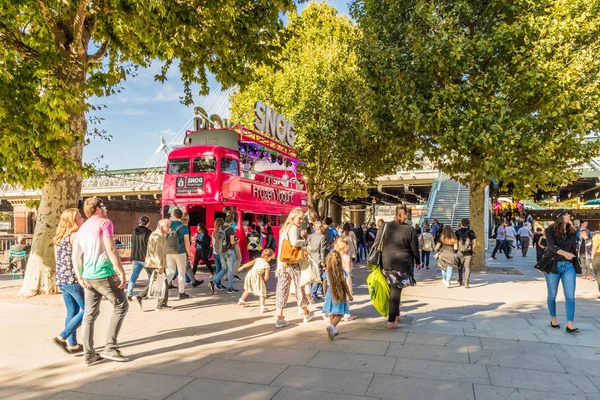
left=253, top=101, right=295, bottom=147
left=252, top=184, right=293, bottom=204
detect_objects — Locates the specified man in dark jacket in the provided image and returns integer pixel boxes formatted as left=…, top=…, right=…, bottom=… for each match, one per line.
left=307, top=222, right=327, bottom=301
left=127, top=216, right=152, bottom=301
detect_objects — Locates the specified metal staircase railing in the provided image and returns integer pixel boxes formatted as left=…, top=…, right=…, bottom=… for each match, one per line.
left=419, top=171, right=444, bottom=226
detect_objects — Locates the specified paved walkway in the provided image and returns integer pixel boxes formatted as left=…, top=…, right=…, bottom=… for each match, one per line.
left=1, top=249, right=600, bottom=400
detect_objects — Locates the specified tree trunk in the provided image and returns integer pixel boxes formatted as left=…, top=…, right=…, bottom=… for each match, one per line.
left=470, top=179, right=488, bottom=271
left=18, top=126, right=84, bottom=297
left=308, top=192, right=321, bottom=222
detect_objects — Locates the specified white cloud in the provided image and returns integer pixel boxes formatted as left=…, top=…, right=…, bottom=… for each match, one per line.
left=159, top=129, right=177, bottom=137
left=120, top=108, right=147, bottom=116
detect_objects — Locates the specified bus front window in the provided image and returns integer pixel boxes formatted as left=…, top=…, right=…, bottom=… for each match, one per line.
left=193, top=156, right=216, bottom=173
left=168, top=158, right=190, bottom=174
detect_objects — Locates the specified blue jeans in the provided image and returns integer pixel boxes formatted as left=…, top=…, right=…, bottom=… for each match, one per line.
left=421, top=251, right=430, bottom=267
left=212, top=250, right=235, bottom=289
left=127, top=261, right=151, bottom=297
left=59, top=284, right=85, bottom=347
left=441, top=266, right=453, bottom=286
left=545, top=261, right=576, bottom=322
left=358, top=243, right=367, bottom=261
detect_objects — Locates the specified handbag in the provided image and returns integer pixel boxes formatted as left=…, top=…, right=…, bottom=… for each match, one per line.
left=382, top=269, right=417, bottom=289
left=534, top=247, right=556, bottom=274
left=279, top=231, right=306, bottom=264
left=300, top=258, right=321, bottom=287
left=367, top=223, right=388, bottom=268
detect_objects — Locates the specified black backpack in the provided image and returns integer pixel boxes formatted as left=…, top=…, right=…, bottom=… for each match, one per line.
left=457, top=229, right=473, bottom=254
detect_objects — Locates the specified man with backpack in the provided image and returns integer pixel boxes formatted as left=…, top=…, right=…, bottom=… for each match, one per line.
left=455, top=218, right=477, bottom=288
left=418, top=226, right=435, bottom=269
left=209, top=214, right=239, bottom=293
left=165, top=209, right=192, bottom=299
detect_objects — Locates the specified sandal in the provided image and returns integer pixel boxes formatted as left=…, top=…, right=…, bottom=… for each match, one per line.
left=238, top=299, right=246, bottom=306
left=550, top=322, right=560, bottom=329
left=387, top=322, right=402, bottom=330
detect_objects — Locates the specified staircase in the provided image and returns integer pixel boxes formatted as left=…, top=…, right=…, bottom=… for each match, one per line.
left=428, top=178, right=470, bottom=229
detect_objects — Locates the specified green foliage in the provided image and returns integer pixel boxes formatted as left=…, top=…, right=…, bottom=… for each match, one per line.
left=230, top=2, right=409, bottom=216
left=0, top=0, right=297, bottom=188
left=352, top=0, right=600, bottom=196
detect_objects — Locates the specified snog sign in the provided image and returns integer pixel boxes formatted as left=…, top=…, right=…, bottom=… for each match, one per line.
left=253, top=101, right=295, bottom=147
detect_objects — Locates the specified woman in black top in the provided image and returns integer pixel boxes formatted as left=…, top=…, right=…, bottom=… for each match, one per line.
left=374, top=204, right=421, bottom=329
left=544, top=209, right=580, bottom=334
left=192, top=223, right=214, bottom=276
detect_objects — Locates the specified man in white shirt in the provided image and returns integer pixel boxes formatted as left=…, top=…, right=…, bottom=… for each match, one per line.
left=517, top=222, right=534, bottom=257
left=491, top=221, right=511, bottom=260
left=503, top=222, right=517, bottom=258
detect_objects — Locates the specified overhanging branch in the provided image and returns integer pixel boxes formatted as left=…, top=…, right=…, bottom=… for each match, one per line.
left=36, top=0, right=60, bottom=45
left=86, top=40, right=108, bottom=63
left=0, top=22, right=38, bottom=59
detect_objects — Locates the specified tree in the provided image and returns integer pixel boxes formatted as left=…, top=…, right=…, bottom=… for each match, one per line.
left=0, top=0, right=297, bottom=296
left=353, top=0, right=600, bottom=269
left=230, top=2, right=409, bottom=221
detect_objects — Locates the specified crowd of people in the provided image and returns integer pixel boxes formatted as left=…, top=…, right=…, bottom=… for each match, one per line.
left=49, top=196, right=599, bottom=366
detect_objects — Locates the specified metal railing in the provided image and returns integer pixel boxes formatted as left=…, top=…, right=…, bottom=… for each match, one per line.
left=0, top=236, right=33, bottom=263
left=419, top=171, right=444, bottom=226
left=450, top=183, right=462, bottom=228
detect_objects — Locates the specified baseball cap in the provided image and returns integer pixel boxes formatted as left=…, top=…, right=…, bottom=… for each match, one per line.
left=551, top=209, right=569, bottom=220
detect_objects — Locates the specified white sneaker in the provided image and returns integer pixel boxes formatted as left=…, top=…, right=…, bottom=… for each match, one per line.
left=298, top=308, right=304, bottom=315
left=275, top=319, right=289, bottom=329
left=303, top=312, right=314, bottom=323
left=238, top=299, right=246, bottom=306
left=260, top=305, right=269, bottom=313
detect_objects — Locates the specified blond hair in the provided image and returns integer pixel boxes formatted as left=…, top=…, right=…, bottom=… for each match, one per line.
left=53, top=208, right=81, bottom=245
left=282, top=207, right=304, bottom=234
left=333, top=236, right=348, bottom=254
left=157, top=218, right=170, bottom=230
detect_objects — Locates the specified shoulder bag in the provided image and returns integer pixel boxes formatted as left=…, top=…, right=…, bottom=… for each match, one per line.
left=367, top=223, right=387, bottom=269
left=279, top=231, right=306, bottom=264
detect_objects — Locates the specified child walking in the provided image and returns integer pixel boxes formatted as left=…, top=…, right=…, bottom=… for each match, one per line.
left=238, top=249, right=273, bottom=313
left=333, top=237, right=357, bottom=321
left=322, top=250, right=353, bottom=340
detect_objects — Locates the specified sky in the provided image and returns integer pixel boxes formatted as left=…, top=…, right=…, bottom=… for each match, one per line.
left=84, top=0, right=351, bottom=171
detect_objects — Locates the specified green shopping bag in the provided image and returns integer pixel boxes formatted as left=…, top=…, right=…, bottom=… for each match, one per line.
left=367, top=267, right=390, bottom=317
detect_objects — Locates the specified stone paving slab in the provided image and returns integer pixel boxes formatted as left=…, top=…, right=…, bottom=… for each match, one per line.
left=164, top=378, right=281, bottom=400
left=307, top=351, right=397, bottom=374
left=392, top=357, right=490, bottom=384
left=367, top=374, right=475, bottom=400
left=271, top=387, right=378, bottom=400
left=386, top=342, right=470, bottom=363
left=77, top=372, right=195, bottom=400
left=271, top=365, right=373, bottom=396
left=188, top=358, right=288, bottom=385
left=487, top=365, right=599, bottom=395
left=469, top=349, right=567, bottom=373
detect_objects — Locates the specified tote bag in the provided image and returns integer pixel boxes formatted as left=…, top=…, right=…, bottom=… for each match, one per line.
left=367, top=223, right=387, bottom=269
left=300, top=258, right=322, bottom=287
left=148, top=269, right=166, bottom=298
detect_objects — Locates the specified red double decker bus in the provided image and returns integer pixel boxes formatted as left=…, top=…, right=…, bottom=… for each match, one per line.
left=161, top=121, right=308, bottom=262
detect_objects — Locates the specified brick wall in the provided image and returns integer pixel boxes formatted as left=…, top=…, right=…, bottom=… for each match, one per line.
left=108, top=210, right=163, bottom=234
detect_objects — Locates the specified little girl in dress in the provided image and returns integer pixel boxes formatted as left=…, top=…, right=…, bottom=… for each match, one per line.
left=238, top=249, right=273, bottom=313
left=333, top=237, right=356, bottom=321
left=322, top=250, right=353, bottom=340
